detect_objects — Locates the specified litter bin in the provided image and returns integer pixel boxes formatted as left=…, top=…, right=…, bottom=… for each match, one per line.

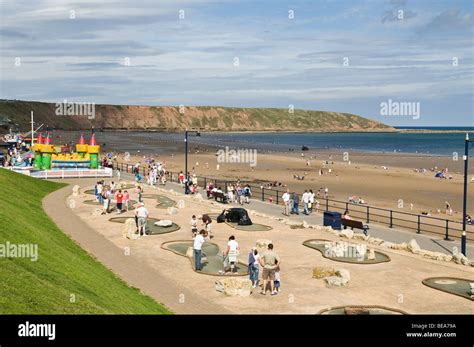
left=323, top=211, right=342, bottom=230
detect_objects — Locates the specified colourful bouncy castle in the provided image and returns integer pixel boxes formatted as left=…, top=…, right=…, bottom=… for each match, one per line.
left=33, top=133, right=100, bottom=170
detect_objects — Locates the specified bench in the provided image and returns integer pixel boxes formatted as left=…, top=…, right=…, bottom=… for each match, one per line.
left=213, top=192, right=228, bottom=204
left=342, top=219, right=369, bottom=235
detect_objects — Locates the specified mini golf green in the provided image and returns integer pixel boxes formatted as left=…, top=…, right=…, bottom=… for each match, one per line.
left=142, top=194, right=176, bottom=209
left=83, top=199, right=137, bottom=210
left=207, top=213, right=272, bottom=231
left=422, top=277, right=474, bottom=301
left=303, top=239, right=390, bottom=264
left=225, top=222, right=272, bottom=231
left=318, top=305, right=407, bottom=315
left=109, top=217, right=180, bottom=235
left=162, top=240, right=248, bottom=276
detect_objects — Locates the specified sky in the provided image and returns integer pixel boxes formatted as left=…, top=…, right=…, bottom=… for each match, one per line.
left=0, top=0, right=473, bottom=126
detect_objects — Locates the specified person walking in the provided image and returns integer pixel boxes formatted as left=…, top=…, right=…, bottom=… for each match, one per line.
left=193, top=230, right=206, bottom=271
left=282, top=189, right=291, bottom=216
left=259, top=243, right=280, bottom=296
left=201, top=214, right=213, bottom=238
left=115, top=189, right=124, bottom=213
left=135, top=202, right=149, bottom=237
left=123, top=190, right=130, bottom=211
left=291, top=192, right=299, bottom=215
left=248, top=248, right=260, bottom=288
left=137, top=186, right=143, bottom=203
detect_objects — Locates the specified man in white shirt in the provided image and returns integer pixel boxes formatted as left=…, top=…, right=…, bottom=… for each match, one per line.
left=193, top=230, right=206, bottom=271
left=282, top=189, right=291, bottom=216
left=96, top=182, right=103, bottom=203
left=224, top=235, right=240, bottom=273
left=135, top=203, right=149, bottom=237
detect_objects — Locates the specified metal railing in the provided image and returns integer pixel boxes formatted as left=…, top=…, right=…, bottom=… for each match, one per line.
left=113, top=161, right=473, bottom=241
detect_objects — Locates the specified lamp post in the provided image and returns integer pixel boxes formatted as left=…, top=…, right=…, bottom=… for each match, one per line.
left=184, top=130, right=201, bottom=194
left=461, top=132, right=472, bottom=256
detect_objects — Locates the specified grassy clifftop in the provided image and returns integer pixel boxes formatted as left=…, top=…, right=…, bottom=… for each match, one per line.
left=0, top=99, right=394, bottom=132
left=0, top=169, right=170, bottom=314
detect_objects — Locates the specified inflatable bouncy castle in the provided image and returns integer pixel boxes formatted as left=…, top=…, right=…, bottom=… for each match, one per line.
left=33, top=133, right=100, bottom=170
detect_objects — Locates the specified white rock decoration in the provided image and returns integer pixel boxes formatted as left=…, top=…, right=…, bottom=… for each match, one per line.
left=367, top=248, right=376, bottom=260
left=123, top=218, right=139, bottom=239
left=167, top=207, right=178, bottom=215
left=177, top=200, right=185, bottom=209
left=72, top=185, right=81, bottom=196
left=154, top=220, right=173, bottom=227
left=340, top=229, right=354, bottom=239
left=215, top=277, right=252, bottom=297
left=324, top=276, right=349, bottom=287
left=336, top=269, right=351, bottom=281
left=256, top=239, right=272, bottom=248
left=407, top=239, right=421, bottom=253
left=186, top=247, right=194, bottom=259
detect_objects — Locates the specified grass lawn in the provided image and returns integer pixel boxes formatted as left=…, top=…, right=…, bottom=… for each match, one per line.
left=0, top=169, right=171, bottom=314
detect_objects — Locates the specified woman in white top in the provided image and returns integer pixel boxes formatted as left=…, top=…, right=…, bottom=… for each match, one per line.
left=224, top=235, right=240, bottom=273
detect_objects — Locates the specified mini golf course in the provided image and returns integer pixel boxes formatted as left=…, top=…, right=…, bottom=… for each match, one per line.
left=422, top=277, right=474, bottom=301
left=303, top=239, right=390, bottom=264
left=142, top=194, right=176, bottom=209
left=109, top=217, right=180, bottom=235
left=207, top=213, right=272, bottom=231
left=318, top=305, right=407, bottom=315
left=162, top=240, right=248, bottom=276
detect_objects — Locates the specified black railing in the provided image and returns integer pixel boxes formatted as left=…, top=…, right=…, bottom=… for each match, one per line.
left=113, top=161, right=473, bottom=241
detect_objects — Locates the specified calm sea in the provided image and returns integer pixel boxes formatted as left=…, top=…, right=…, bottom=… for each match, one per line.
left=192, top=129, right=474, bottom=156
left=60, top=128, right=474, bottom=156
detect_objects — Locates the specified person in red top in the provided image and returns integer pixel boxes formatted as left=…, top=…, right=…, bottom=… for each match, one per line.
left=115, top=189, right=124, bottom=213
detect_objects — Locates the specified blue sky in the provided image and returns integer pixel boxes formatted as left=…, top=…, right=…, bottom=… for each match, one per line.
left=0, top=0, right=473, bottom=126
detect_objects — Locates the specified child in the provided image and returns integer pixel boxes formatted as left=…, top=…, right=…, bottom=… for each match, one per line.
left=274, top=266, right=281, bottom=293
left=137, top=186, right=143, bottom=203
left=123, top=190, right=130, bottom=211
left=190, top=215, right=198, bottom=237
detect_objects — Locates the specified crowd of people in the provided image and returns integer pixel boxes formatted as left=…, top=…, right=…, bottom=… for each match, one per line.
left=190, top=222, right=281, bottom=295
left=281, top=188, right=319, bottom=216
left=205, top=181, right=252, bottom=205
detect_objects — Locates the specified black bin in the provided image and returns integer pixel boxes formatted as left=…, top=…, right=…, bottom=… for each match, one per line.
left=323, top=211, right=342, bottom=230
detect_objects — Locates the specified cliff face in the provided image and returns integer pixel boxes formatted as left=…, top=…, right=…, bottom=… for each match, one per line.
left=0, top=100, right=394, bottom=132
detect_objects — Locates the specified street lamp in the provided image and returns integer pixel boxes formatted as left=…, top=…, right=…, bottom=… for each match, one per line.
left=184, top=130, right=201, bottom=194
left=461, top=132, right=473, bottom=256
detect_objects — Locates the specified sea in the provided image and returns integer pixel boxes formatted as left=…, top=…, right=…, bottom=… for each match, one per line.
left=58, top=127, right=474, bottom=156
left=191, top=127, right=474, bottom=156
